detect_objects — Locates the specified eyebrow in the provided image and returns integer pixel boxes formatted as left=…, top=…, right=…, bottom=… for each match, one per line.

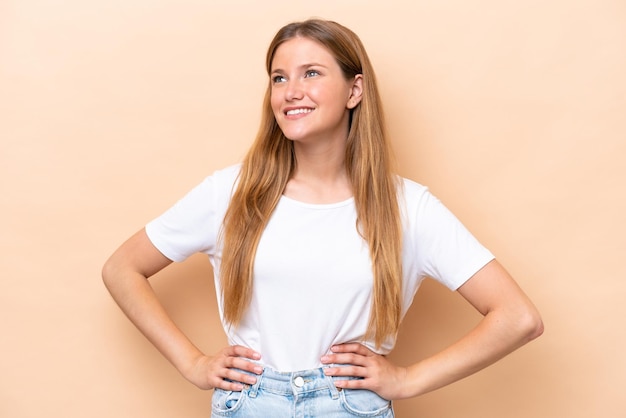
left=270, top=62, right=328, bottom=73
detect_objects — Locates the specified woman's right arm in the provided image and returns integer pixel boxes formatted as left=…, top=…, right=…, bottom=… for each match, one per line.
left=102, top=228, right=263, bottom=390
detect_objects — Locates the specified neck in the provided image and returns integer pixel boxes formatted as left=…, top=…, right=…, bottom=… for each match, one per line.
left=284, top=141, right=352, bottom=204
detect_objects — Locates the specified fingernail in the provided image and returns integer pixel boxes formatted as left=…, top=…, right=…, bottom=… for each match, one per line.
left=321, top=355, right=329, bottom=362
left=254, top=366, right=263, bottom=374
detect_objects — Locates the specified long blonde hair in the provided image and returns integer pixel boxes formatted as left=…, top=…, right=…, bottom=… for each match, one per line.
left=219, top=19, right=403, bottom=347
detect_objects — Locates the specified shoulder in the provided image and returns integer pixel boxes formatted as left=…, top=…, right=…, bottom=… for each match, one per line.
left=396, top=175, right=431, bottom=208
left=161, top=164, right=241, bottom=212
left=199, top=163, right=242, bottom=197
left=211, top=163, right=242, bottom=185
left=397, top=176, right=429, bottom=195
left=395, top=175, right=453, bottom=228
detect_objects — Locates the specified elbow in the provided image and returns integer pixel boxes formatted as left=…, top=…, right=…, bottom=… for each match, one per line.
left=530, top=315, right=545, bottom=341
left=518, top=307, right=544, bottom=343
left=101, top=260, right=113, bottom=290
left=101, top=257, right=118, bottom=292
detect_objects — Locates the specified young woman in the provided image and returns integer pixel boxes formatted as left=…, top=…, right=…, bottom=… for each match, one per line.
left=103, top=18, right=543, bottom=417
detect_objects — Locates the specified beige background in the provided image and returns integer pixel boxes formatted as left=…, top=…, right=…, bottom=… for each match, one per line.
left=1, top=0, right=624, bottom=417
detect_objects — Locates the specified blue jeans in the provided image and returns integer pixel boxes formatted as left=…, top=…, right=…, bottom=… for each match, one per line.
left=211, top=366, right=394, bottom=417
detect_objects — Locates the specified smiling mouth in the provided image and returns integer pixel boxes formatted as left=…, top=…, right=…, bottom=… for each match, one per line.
left=285, top=108, right=314, bottom=116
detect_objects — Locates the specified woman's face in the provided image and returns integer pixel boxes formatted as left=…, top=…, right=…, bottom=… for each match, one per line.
left=270, top=37, right=362, bottom=147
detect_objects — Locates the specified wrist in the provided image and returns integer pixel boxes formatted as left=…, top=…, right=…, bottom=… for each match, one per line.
left=173, top=346, right=206, bottom=380
left=403, top=362, right=433, bottom=398
left=180, top=352, right=212, bottom=388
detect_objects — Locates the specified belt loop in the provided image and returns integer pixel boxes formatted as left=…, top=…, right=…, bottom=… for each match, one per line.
left=248, top=369, right=264, bottom=398
left=323, top=368, right=340, bottom=400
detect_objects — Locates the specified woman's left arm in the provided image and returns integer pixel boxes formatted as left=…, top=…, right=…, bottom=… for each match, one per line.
left=322, top=259, right=544, bottom=400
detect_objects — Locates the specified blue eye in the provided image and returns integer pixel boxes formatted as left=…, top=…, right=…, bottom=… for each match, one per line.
left=305, top=70, right=319, bottom=77
left=272, top=75, right=286, bottom=83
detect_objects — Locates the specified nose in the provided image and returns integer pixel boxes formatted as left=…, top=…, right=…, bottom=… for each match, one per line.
left=285, top=79, right=304, bottom=101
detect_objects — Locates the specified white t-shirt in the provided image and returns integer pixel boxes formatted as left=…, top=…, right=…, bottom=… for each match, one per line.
left=145, top=164, right=494, bottom=372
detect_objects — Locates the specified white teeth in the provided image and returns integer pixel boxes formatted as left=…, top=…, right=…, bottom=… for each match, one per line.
left=286, top=108, right=313, bottom=115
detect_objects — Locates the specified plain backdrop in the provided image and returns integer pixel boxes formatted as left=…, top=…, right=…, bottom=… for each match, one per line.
left=1, top=0, right=625, bottom=417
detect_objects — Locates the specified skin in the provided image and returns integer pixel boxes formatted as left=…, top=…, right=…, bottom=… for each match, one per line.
left=321, top=259, right=544, bottom=399
left=270, top=36, right=362, bottom=203
left=102, top=229, right=262, bottom=391
left=102, top=35, right=543, bottom=398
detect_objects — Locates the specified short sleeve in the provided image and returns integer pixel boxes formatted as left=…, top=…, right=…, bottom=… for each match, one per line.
left=144, top=165, right=239, bottom=262
left=408, top=184, right=495, bottom=290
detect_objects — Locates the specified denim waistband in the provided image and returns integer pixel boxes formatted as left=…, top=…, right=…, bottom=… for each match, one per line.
left=247, top=366, right=341, bottom=400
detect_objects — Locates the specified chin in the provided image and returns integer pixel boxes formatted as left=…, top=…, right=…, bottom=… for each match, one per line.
left=279, top=129, right=309, bottom=142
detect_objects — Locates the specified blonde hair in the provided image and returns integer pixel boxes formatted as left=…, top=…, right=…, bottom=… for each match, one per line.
left=219, top=19, right=403, bottom=347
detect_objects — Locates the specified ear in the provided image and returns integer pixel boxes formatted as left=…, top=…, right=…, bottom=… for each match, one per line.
left=346, top=74, right=363, bottom=109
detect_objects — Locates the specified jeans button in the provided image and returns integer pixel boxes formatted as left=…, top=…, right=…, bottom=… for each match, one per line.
left=293, top=376, right=304, bottom=387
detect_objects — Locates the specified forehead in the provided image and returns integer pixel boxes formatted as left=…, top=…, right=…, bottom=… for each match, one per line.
left=270, top=36, right=337, bottom=71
